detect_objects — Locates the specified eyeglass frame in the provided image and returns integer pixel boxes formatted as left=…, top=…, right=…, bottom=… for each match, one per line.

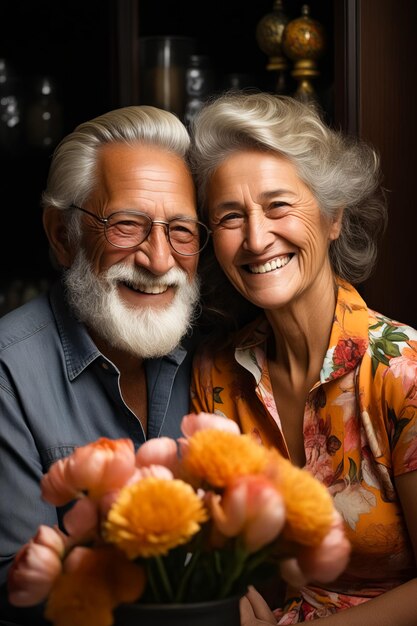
left=68, top=204, right=211, bottom=256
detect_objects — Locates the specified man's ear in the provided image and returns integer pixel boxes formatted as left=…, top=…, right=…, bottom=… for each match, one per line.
left=43, top=207, right=73, bottom=268
left=329, top=208, right=344, bottom=241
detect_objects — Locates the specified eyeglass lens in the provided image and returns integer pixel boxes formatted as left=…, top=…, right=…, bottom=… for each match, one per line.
left=105, top=213, right=208, bottom=255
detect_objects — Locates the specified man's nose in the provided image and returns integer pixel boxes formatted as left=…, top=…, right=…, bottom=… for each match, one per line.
left=134, top=223, right=176, bottom=275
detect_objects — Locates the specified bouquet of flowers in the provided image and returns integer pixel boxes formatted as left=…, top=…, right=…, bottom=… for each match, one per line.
left=8, top=412, right=351, bottom=626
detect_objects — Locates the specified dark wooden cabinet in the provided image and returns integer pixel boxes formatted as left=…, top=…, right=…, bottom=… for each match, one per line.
left=1, top=0, right=416, bottom=327
left=334, top=0, right=417, bottom=327
left=118, top=0, right=417, bottom=329
left=117, top=0, right=334, bottom=112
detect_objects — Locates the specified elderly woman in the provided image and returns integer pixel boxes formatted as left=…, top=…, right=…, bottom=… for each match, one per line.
left=188, top=92, right=417, bottom=625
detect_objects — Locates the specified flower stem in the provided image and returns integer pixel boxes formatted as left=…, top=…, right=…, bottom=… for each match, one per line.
left=245, top=546, right=270, bottom=574
left=175, top=551, right=200, bottom=603
left=218, top=547, right=248, bottom=599
left=155, top=556, right=174, bottom=602
left=146, top=562, right=162, bottom=603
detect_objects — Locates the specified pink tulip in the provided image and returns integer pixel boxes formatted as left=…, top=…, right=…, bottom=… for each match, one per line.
left=207, top=475, right=286, bottom=553
left=34, top=525, right=68, bottom=553
left=8, top=525, right=67, bottom=606
left=279, top=557, right=308, bottom=589
left=296, top=511, right=351, bottom=583
left=62, top=497, right=100, bottom=541
left=181, top=412, right=241, bottom=437
left=39, top=460, right=78, bottom=506
left=135, top=437, right=179, bottom=474
left=41, top=438, right=136, bottom=505
left=132, top=464, right=174, bottom=480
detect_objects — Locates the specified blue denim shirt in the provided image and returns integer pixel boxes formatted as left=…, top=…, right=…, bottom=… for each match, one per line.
left=0, top=280, right=197, bottom=591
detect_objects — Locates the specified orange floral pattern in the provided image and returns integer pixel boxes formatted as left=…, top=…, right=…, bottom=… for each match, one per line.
left=191, top=280, right=417, bottom=621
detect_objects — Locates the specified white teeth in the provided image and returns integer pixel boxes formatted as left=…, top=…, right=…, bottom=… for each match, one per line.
left=143, top=285, right=167, bottom=293
left=131, top=284, right=169, bottom=294
left=140, top=285, right=168, bottom=294
left=249, top=255, right=291, bottom=274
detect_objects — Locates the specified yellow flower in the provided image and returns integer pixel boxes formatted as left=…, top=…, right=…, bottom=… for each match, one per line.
left=182, top=429, right=269, bottom=487
left=267, top=451, right=334, bottom=547
left=45, top=573, right=115, bottom=626
left=104, top=477, right=208, bottom=558
left=45, top=546, right=145, bottom=626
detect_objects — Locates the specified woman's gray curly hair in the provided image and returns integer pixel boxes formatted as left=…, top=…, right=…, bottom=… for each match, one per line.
left=41, top=105, right=191, bottom=249
left=189, top=90, right=387, bottom=286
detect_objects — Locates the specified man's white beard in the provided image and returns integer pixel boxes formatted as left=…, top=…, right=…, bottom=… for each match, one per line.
left=63, top=250, right=200, bottom=358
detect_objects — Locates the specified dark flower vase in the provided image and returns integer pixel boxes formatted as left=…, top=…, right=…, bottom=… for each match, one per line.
left=113, top=595, right=241, bottom=626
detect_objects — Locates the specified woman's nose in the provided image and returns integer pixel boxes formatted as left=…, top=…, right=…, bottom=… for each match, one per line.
left=243, top=213, right=275, bottom=252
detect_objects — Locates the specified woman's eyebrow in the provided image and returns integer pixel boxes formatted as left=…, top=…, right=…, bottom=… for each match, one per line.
left=258, top=188, right=294, bottom=201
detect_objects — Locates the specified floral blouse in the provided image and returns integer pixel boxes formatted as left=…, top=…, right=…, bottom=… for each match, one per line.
left=191, top=280, right=417, bottom=622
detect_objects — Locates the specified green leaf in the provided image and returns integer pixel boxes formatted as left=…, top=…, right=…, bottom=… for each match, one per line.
left=348, top=457, right=358, bottom=482
left=382, top=330, right=409, bottom=342
left=213, top=386, right=224, bottom=404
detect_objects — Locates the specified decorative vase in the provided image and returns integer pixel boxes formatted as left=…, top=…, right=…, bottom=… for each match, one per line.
left=113, top=595, right=241, bottom=626
left=255, top=0, right=290, bottom=94
left=281, top=3, right=326, bottom=101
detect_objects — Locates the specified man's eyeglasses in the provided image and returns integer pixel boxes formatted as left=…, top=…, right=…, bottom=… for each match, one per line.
left=69, top=205, right=211, bottom=256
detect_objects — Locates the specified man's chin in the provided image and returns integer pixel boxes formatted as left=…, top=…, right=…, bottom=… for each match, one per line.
left=64, top=252, right=199, bottom=359
left=70, top=288, right=194, bottom=358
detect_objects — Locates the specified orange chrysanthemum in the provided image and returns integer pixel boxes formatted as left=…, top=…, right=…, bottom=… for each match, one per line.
left=182, top=429, right=269, bottom=487
left=267, top=451, right=334, bottom=547
left=103, top=477, right=208, bottom=558
left=45, top=573, right=115, bottom=626
left=45, top=545, right=145, bottom=626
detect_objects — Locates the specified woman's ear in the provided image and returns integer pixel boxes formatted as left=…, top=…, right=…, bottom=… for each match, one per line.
left=43, top=207, right=73, bottom=268
left=329, top=208, right=344, bottom=241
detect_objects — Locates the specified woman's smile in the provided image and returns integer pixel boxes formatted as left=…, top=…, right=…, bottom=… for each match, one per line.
left=247, top=254, right=293, bottom=274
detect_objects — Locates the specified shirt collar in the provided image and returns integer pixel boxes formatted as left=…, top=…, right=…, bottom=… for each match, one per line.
left=49, top=279, right=190, bottom=380
left=234, top=279, right=369, bottom=382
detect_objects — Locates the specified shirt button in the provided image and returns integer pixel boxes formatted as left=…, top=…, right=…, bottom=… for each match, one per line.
left=101, top=361, right=109, bottom=370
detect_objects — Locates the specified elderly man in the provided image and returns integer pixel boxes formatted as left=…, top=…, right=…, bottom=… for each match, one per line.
left=0, top=105, right=209, bottom=624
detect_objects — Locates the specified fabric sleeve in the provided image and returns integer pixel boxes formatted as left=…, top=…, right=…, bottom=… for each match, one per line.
left=382, top=343, right=417, bottom=476
left=0, top=374, right=59, bottom=585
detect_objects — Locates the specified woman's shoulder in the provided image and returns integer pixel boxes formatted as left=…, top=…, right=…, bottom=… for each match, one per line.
left=364, top=308, right=417, bottom=406
left=367, top=308, right=417, bottom=353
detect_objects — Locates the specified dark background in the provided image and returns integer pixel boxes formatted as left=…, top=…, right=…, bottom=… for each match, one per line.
left=0, top=0, right=332, bottom=287
left=1, top=0, right=416, bottom=329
